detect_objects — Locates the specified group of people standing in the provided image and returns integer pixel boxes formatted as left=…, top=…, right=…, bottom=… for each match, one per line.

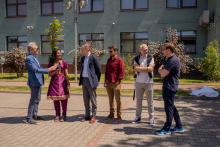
left=25, top=41, right=184, bottom=135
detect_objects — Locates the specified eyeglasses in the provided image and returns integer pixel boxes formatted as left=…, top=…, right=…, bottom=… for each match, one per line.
left=109, top=51, right=113, bottom=53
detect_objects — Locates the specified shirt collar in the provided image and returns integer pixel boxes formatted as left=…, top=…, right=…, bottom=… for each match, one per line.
left=111, top=55, right=118, bottom=61
left=29, top=53, right=36, bottom=58
left=140, top=54, right=147, bottom=58
left=85, top=53, right=91, bottom=58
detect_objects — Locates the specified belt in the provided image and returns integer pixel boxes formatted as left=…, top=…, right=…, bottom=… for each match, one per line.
left=83, top=77, right=89, bottom=79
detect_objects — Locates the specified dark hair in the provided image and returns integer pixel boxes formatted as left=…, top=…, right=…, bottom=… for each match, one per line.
left=108, top=45, right=118, bottom=53
left=163, top=43, right=175, bottom=53
left=49, top=49, right=61, bottom=65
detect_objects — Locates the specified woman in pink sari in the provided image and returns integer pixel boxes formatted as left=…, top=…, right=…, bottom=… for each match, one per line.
left=47, top=49, right=70, bottom=122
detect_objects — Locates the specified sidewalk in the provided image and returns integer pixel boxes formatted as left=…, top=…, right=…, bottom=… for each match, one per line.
left=0, top=81, right=219, bottom=91
left=0, top=92, right=220, bottom=147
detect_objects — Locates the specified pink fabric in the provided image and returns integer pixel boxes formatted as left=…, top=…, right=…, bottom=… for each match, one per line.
left=47, top=60, right=70, bottom=100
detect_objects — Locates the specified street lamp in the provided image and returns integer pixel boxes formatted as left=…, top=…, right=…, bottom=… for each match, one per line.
left=64, top=0, right=88, bottom=81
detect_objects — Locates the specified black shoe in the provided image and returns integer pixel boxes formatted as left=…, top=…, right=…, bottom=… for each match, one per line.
left=26, top=118, right=37, bottom=124
left=33, top=115, right=44, bottom=121
left=60, top=116, right=66, bottom=122
left=132, top=117, right=141, bottom=124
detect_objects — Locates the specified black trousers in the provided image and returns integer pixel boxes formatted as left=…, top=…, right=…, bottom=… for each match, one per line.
left=162, top=87, right=182, bottom=131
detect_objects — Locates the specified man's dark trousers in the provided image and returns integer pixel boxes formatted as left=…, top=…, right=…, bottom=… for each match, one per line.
left=162, top=87, right=182, bottom=131
left=27, top=86, right=41, bottom=119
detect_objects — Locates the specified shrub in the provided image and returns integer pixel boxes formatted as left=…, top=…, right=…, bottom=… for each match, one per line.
left=122, top=54, right=134, bottom=80
left=149, top=27, right=193, bottom=74
left=45, top=17, right=65, bottom=52
left=68, top=40, right=108, bottom=71
left=0, top=47, right=27, bottom=77
left=194, top=40, right=220, bottom=82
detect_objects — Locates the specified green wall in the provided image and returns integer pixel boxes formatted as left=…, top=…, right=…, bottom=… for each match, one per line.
left=0, top=0, right=215, bottom=65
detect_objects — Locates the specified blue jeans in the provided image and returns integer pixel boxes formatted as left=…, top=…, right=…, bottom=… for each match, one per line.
left=162, top=87, right=182, bottom=131
left=27, top=86, right=41, bottom=119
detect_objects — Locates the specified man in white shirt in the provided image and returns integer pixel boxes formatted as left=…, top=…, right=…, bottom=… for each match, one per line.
left=132, top=44, right=155, bottom=126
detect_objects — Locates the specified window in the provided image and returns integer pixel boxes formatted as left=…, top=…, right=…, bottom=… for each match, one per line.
left=120, top=32, right=148, bottom=53
left=41, top=0, right=63, bottom=15
left=166, top=31, right=196, bottom=53
left=166, top=0, right=197, bottom=8
left=41, top=35, right=64, bottom=54
left=79, top=33, right=104, bottom=51
left=79, top=0, right=104, bottom=13
left=120, top=0, right=148, bottom=10
left=6, top=0, right=27, bottom=17
left=7, top=36, right=27, bottom=52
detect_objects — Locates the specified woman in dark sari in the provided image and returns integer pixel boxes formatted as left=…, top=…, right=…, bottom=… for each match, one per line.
left=47, top=49, right=70, bottom=122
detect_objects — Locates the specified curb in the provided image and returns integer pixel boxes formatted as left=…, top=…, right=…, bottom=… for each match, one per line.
left=0, top=90, right=219, bottom=100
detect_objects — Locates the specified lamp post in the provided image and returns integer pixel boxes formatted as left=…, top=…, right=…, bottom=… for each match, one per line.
left=64, top=0, right=88, bottom=81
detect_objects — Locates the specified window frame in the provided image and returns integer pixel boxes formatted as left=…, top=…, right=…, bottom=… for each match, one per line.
left=41, top=0, right=63, bottom=16
left=6, top=0, right=27, bottom=17
left=120, top=32, right=148, bottom=54
left=120, top=0, right=149, bottom=11
left=79, top=0, right=104, bottom=13
left=7, top=35, right=27, bottom=51
left=166, top=30, right=197, bottom=54
left=79, top=33, right=104, bottom=50
left=41, top=35, right=64, bottom=54
left=166, top=0, right=197, bottom=9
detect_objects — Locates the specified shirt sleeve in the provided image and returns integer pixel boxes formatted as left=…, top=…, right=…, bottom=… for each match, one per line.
left=64, top=60, right=69, bottom=69
left=133, top=60, right=137, bottom=65
left=47, top=62, right=51, bottom=68
left=116, top=58, right=124, bottom=83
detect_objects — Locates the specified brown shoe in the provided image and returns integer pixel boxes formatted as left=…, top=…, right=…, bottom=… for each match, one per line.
left=117, top=115, right=122, bottom=120
left=81, top=116, right=91, bottom=122
left=106, top=113, right=115, bottom=119
left=90, top=117, right=96, bottom=124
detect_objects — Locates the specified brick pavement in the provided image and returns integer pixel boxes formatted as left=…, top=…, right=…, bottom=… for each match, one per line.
left=0, top=81, right=220, bottom=91
left=0, top=92, right=220, bottom=147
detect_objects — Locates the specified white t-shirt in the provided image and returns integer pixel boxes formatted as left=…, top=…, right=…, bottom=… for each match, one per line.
left=133, top=55, right=154, bottom=83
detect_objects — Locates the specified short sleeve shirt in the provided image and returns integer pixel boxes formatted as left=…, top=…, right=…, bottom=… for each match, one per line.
left=133, top=55, right=155, bottom=83
left=163, top=54, right=180, bottom=91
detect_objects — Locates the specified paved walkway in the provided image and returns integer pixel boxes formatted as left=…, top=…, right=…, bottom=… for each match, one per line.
left=0, top=81, right=220, bottom=91
left=0, top=92, right=220, bottom=147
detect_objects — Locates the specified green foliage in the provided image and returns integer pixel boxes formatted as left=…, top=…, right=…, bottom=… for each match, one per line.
left=0, top=48, right=26, bottom=77
left=194, top=40, right=220, bottom=82
left=149, top=27, right=193, bottom=74
left=45, top=17, right=65, bottom=52
left=122, top=54, right=134, bottom=80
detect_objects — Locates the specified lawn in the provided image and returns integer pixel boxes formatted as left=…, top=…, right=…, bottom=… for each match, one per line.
left=0, top=73, right=220, bottom=85
left=0, top=86, right=192, bottom=96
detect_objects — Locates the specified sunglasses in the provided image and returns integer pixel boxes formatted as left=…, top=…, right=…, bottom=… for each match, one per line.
left=109, top=51, right=113, bottom=53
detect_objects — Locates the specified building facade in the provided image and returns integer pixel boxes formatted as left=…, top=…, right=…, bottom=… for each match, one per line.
left=0, top=0, right=219, bottom=73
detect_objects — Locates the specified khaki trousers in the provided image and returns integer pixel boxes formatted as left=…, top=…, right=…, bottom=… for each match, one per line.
left=106, top=82, right=122, bottom=115
left=135, top=82, right=154, bottom=120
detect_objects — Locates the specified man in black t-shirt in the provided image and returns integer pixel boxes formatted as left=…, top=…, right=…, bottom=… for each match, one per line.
left=155, top=43, right=185, bottom=135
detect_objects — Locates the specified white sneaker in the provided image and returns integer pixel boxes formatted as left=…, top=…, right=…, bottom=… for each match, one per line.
left=149, top=119, right=154, bottom=126
left=132, top=117, right=141, bottom=124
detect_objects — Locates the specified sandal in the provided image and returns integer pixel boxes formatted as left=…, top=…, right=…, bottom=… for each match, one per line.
left=54, top=116, right=60, bottom=122
left=59, top=116, right=66, bottom=122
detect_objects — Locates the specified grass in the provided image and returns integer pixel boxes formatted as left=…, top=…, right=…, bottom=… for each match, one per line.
left=0, top=73, right=220, bottom=85
left=0, top=86, right=193, bottom=96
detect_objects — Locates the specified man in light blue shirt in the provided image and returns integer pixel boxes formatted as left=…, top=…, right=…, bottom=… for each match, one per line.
left=79, top=43, right=101, bottom=124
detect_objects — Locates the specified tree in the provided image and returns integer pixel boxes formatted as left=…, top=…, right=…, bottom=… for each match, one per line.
left=194, top=40, right=220, bottom=82
left=45, top=17, right=65, bottom=52
left=149, top=27, right=193, bottom=74
left=0, top=47, right=26, bottom=77
left=68, top=40, right=108, bottom=71
left=122, top=54, right=134, bottom=80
